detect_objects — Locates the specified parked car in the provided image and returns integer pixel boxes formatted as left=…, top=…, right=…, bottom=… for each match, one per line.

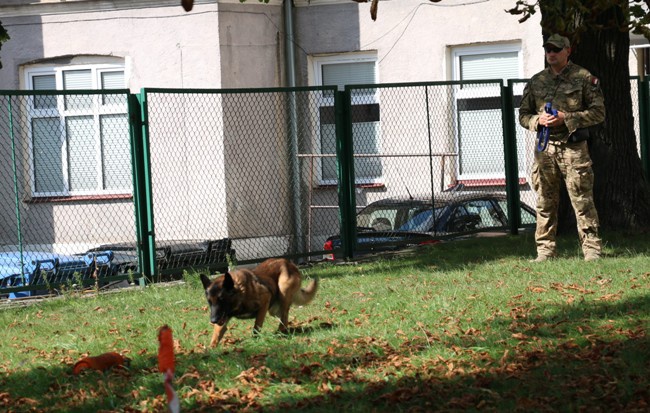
left=323, top=191, right=536, bottom=259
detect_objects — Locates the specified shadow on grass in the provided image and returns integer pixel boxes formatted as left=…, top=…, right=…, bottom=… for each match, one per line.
left=0, top=319, right=340, bottom=412
left=285, top=322, right=335, bottom=335
left=253, top=292, right=650, bottom=412
left=279, top=336, right=650, bottom=412
left=8, top=333, right=646, bottom=412
left=0, top=361, right=160, bottom=413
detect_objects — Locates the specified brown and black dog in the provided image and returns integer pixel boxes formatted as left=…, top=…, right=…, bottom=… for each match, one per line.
left=200, top=258, right=318, bottom=348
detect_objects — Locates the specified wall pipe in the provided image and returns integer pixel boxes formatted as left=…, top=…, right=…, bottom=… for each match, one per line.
left=284, top=0, right=303, bottom=257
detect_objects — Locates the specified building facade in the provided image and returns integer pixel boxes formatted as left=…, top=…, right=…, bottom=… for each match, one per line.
left=0, top=0, right=644, bottom=259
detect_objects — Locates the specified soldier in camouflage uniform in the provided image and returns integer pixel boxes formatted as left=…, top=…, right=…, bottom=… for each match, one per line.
left=519, top=34, right=605, bottom=262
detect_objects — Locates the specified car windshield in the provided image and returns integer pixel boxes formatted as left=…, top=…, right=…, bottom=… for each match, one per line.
left=357, top=203, right=443, bottom=232
left=398, top=208, right=443, bottom=232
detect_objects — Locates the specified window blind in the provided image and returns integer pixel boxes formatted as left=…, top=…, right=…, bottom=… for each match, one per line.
left=33, top=75, right=56, bottom=90
left=100, top=114, right=131, bottom=191
left=322, top=62, right=376, bottom=91
left=66, top=116, right=97, bottom=191
left=101, top=71, right=125, bottom=89
left=63, top=69, right=92, bottom=90
left=460, top=52, right=518, bottom=81
left=101, top=71, right=125, bottom=105
left=33, top=117, right=64, bottom=193
left=63, top=70, right=92, bottom=110
left=33, top=75, right=57, bottom=110
left=456, top=49, right=522, bottom=178
left=319, top=59, right=380, bottom=183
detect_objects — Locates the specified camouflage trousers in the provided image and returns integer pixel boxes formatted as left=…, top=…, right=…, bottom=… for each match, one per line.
left=531, top=140, right=601, bottom=258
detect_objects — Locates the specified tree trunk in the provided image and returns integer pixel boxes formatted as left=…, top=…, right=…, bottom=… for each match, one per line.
left=543, top=4, right=650, bottom=232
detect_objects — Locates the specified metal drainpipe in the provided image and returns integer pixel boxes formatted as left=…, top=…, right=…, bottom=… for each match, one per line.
left=284, top=0, right=303, bottom=257
left=284, top=0, right=296, bottom=88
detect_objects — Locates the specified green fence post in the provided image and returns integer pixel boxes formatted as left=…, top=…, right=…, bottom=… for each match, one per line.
left=501, top=81, right=521, bottom=235
left=7, top=96, right=26, bottom=285
left=129, top=91, right=156, bottom=282
left=638, top=78, right=650, bottom=181
left=336, top=89, right=356, bottom=260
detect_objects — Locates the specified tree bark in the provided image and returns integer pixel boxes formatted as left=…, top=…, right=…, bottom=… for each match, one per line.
left=543, top=4, right=650, bottom=232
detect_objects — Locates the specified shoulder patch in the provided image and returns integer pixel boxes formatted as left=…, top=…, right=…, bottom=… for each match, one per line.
left=590, top=76, right=599, bottom=86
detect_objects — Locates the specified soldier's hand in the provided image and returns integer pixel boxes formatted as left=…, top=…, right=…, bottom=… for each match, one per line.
left=539, top=112, right=554, bottom=127
left=540, top=111, right=565, bottom=127
left=547, top=111, right=565, bottom=127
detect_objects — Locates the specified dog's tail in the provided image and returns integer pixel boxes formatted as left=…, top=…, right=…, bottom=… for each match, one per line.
left=293, top=278, right=318, bottom=306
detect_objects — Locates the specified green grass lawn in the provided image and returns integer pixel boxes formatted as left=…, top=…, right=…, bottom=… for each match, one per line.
left=1, top=230, right=649, bottom=412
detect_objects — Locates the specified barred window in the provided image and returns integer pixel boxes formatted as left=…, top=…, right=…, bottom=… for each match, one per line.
left=451, top=44, right=527, bottom=181
left=25, top=64, right=130, bottom=197
left=312, top=53, right=382, bottom=185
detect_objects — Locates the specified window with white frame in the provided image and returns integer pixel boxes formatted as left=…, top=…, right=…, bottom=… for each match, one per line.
left=312, top=53, right=382, bottom=185
left=25, top=63, right=130, bottom=197
left=451, top=44, right=526, bottom=181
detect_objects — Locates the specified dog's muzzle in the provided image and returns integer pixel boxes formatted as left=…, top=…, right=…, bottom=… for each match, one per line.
left=212, top=314, right=228, bottom=326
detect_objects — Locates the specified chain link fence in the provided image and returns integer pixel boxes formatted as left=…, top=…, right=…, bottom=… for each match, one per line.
left=325, top=81, right=538, bottom=259
left=142, top=87, right=339, bottom=269
left=1, top=80, right=648, bottom=297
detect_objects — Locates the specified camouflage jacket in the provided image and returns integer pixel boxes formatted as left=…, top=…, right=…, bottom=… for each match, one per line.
left=519, top=61, right=605, bottom=143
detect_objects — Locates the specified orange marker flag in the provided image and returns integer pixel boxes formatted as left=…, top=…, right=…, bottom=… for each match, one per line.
left=158, top=325, right=180, bottom=413
left=158, top=325, right=175, bottom=374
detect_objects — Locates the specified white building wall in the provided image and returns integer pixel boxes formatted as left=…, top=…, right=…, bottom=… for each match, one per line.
left=295, top=0, right=544, bottom=83
left=0, top=2, right=223, bottom=90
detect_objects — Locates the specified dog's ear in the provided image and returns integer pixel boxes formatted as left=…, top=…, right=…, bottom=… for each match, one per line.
left=199, top=274, right=212, bottom=290
left=223, top=272, right=235, bottom=290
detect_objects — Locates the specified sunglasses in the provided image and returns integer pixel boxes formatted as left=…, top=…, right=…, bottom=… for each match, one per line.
left=544, top=46, right=564, bottom=54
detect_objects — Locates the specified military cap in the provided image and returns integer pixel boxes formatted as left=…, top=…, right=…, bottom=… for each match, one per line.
left=544, top=34, right=570, bottom=49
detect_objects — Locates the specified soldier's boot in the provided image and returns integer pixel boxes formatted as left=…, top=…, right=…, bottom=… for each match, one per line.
left=582, top=233, right=602, bottom=262
left=529, top=252, right=556, bottom=263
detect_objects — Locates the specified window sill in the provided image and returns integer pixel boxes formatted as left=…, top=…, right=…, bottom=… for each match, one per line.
left=316, top=183, right=385, bottom=190
left=455, top=178, right=527, bottom=187
left=26, top=194, right=133, bottom=204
